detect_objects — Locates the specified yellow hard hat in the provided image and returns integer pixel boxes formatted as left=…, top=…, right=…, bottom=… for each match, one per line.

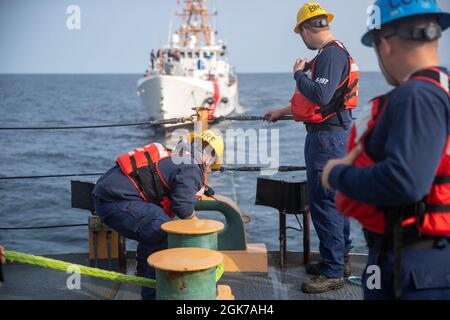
left=188, top=129, right=224, bottom=169
left=294, top=2, right=334, bottom=34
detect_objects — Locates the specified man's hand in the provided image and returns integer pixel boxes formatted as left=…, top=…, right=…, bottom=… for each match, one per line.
left=264, top=109, right=284, bottom=123
left=322, top=145, right=362, bottom=190
left=185, top=213, right=199, bottom=220
left=0, top=245, right=5, bottom=264
left=264, top=106, right=291, bottom=123
left=293, top=58, right=308, bottom=73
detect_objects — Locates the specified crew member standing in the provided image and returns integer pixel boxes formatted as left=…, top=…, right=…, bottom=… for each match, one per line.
left=322, top=0, right=450, bottom=299
left=150, top=49, right=156, bottom=71
left=265, top=2, right=359, bottom=293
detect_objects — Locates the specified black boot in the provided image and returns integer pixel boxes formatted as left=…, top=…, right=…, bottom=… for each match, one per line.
left=301, top=275, right=345, bottom=294
left=305, top=261, right=321, bottom=276
left=305, top=255, right=352, bottom=277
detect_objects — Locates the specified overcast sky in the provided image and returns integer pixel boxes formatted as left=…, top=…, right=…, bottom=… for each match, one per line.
left=0, top=0, right=449, bottom=73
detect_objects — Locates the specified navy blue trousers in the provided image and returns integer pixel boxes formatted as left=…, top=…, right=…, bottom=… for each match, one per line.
left=304, top=129, right=352, bottom=278
left=362, top=236, right=450, bottom=300
left=94, top=198, right=171, bottom=300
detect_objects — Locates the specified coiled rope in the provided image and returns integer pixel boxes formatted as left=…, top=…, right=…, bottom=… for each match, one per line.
left=3, top=251, right=225, bottom=286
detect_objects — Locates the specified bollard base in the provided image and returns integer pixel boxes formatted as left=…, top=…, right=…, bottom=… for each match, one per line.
left=217, top=285, right=235, bottom=300
left=220, top=243, right=268, bottom=273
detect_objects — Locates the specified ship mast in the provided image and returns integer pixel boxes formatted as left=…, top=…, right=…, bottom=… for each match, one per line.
left=176, top=0, right=216, bottom=47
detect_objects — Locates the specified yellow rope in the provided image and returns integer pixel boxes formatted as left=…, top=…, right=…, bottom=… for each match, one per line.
left=4, top=250, right=224, bottom=286
left=4, top=250, right=155, bottom=288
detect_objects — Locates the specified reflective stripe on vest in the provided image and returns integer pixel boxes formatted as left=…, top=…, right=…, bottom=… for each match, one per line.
left=291, top=40, right=359, bottom=124
left=335, top=68, right=450, bottom=236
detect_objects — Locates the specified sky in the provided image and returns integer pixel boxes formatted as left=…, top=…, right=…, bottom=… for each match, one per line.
left=0, top=0, right=449, bottom=73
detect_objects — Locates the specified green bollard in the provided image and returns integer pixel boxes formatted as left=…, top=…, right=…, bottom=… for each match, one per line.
left=194, top=195, right=247, bottom=250
left=162, top=219, right=224, bottom=250
left=148, top=247, right=223, bottom=300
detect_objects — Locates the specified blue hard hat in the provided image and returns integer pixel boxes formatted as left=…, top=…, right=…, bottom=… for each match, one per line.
left=362, top=0, right=450, bottom=47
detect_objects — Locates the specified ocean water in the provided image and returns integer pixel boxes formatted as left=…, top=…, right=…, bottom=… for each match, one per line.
left=0, top=73, right=392, bottom=255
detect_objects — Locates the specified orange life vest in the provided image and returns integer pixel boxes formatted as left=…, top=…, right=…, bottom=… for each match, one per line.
left=336, top=68, right=450, bottom=236
left=116, top=143, right=176, bottom=218
left=291, top=40, right=359, bottom=124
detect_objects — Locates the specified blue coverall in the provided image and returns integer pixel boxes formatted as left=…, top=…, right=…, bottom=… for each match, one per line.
left=294, top=44, right=353, bottom=278
left=93, top=154, right=203, bottom=300
left=329, top=67, right=450, bottom=299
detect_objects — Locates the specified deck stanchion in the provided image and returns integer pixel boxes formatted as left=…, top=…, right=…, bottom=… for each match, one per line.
left=303, top=209, right=311, bottom=265
left=279, top=210, right=287, bottom=268
left=193, top=106, right=210, bottom=185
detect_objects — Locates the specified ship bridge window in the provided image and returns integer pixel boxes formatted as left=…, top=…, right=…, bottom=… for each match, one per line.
left=195, top=52, right=200, bottom=58
left=188, top=52, right=193, bottom=58
left=181, top=52, right=186, bottom=58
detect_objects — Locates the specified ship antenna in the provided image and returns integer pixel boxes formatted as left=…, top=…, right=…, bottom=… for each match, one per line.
left=176, top=0, right=216, bottom=47
left=212, top=0, right=217, bottom=38
left=168, top=19, right=173, bottom=45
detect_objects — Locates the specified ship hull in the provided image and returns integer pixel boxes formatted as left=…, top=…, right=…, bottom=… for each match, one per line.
left=137, top=75, right=238, bottom=126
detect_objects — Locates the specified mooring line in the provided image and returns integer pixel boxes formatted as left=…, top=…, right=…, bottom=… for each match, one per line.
left=0, top=173, right=104, bottom=180
left=3, top=251, right=225, bottom=287
left=4, top=250, right=156, bottom=288
left=0, top=224, right=88, bottom=230
left=0, top=114, right=293, bottom=131
left=0, top=166, right=306, bottom=180
left=0, top=116, right=195, bottom=130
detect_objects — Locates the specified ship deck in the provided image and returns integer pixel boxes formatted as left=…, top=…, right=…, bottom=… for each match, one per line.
left=0, top=251, right=366, bottom=300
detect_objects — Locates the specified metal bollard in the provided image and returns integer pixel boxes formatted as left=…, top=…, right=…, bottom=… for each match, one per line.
left=162, top=219, right=224, bottom=250
left=148, top=247, right=223, bottom=300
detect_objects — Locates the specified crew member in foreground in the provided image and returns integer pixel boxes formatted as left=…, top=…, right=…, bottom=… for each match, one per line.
left=322, top=0, right=450, bottom=299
